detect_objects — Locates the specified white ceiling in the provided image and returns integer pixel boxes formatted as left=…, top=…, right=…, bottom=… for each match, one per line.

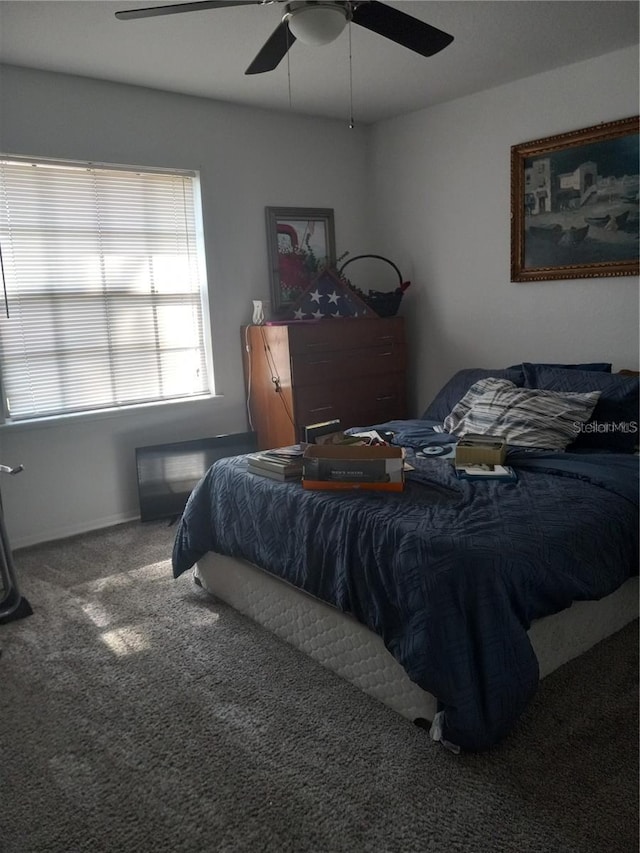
left=0, top=1, right=638, bottom=125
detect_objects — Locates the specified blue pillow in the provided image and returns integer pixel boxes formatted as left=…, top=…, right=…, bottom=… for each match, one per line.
left=509, top=362, right=612, bottom=373
left=422, top=368, right=524, bottom=421
left=522, top=363, right=639, bottom=453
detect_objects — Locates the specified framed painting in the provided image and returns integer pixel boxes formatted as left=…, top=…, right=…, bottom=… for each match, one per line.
left=266, top=207, right=336, bottom=314
left=511, top=116, right=639, bottom=282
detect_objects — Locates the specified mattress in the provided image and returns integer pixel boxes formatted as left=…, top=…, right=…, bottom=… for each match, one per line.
left=195, top=552, right=639, bottom=726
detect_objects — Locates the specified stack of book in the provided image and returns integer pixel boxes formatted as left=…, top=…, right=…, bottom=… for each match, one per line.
left=247, top=445, right=304, bottom=482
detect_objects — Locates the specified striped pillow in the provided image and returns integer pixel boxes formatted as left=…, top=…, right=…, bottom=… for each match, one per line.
left=443, top=378, right=601, bottom=450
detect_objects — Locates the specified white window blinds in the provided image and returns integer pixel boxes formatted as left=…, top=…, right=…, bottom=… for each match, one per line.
left=0, top=157, right=212, bottom=422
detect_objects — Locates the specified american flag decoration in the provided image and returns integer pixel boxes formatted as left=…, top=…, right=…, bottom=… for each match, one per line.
left=284, top=270, right=372, bottom=320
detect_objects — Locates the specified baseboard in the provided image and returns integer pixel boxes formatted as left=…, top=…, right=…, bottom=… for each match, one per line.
left=12, top=512, right=141, bottom=551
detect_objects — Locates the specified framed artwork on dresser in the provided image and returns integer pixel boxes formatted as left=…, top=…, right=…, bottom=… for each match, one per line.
left=511, top=116, right=639, bottom=282
left=265, top=207, right=336, bottom=314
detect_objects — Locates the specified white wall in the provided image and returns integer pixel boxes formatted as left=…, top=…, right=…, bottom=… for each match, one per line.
left=0, top=65, right=374, bottom=546
left=369, top=46, right=640, bottom=416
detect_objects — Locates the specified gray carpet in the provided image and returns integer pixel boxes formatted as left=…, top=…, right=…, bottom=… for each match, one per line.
left=1, top=521, right=638, bottom=853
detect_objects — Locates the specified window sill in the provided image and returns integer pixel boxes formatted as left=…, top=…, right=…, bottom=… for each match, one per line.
left=0, top=394, right=224, bottom=433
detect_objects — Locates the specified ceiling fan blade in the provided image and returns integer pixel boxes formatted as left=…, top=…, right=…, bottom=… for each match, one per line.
left=245, top=21, right=295, bottom=75
left=351, top=0, right=454, bottom=57
left=115, top=1, right=262, bottom=22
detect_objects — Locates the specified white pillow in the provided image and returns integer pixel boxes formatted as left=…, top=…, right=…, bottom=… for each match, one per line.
left=443, top=378, right=601, bottom=450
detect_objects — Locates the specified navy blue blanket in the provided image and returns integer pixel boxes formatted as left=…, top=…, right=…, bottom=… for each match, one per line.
left=172, top=426, right=638, bottom=751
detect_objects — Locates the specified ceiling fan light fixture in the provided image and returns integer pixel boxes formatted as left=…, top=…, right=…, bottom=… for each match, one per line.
left=286, top=3, right=348, bottom=46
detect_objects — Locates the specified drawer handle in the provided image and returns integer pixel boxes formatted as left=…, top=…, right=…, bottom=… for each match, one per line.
left=377, top=351, right=392, bottom=358
left=304, top=341, right=330, bottom=349
left=306, top=359, right=333, bottom=365
left=377, top=335, right=395, bottom=342
left=376, top=395, right=395, bottom=402
left=310, top=405, right=334, bottom=413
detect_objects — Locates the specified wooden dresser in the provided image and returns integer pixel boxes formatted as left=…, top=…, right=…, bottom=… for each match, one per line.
left=242, top=317, right=407, bottom=449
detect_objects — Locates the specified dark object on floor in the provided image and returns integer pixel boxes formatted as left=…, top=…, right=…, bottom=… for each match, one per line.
left=0, top=589, right=33, bottom=625
left=0, top=464, right=32, bottom=625
left=135, top=431, right=258, bottom=523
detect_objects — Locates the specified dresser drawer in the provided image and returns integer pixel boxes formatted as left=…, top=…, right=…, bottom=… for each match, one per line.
left=290, top=343, right=406, bottom=386
left=294, top=372, right=406, bottom=431
left=344, top=373, right=407, bottom=426
left=287, top=317, right=404, bottom=356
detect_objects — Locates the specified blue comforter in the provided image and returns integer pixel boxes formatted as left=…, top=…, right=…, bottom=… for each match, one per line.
left=172, top=422, right=638, bottom=751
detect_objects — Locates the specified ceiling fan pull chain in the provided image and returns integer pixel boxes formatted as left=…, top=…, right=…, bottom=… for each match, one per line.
left=286, top=23, right=293, bottom=110
left=348, top=16, right=354, bottom=129
left=0, top=242, right=8, bottom=319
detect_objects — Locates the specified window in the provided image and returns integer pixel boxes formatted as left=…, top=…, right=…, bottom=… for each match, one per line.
left=0, top=157, right=213, bottom=422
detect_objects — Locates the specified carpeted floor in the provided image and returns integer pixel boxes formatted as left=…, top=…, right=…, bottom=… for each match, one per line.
left=1, top=520, right=638, bottom=853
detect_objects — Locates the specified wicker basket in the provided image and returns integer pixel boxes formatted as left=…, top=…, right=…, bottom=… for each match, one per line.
left=338, top=254, right=411, bottom=318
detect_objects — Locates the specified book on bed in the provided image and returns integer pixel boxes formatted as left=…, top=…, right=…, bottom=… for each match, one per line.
left=247, top=463, right=302, bottom=482
left=455, top=464, right=517, bottom=481
left=247, top=451, right=304, bottom=479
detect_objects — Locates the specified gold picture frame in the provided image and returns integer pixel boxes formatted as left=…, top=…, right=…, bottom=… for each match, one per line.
left=510, top=116, right=639, bottom=282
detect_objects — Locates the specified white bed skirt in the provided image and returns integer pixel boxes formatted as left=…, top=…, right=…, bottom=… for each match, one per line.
left=195, top=552, right=639, bottom=724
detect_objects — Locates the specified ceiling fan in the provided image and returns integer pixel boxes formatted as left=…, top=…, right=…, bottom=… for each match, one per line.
left=115, top=1, right=454, bottom=75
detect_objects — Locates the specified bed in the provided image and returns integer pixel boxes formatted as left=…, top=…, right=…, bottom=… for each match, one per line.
left=172, top=362, right=639, bottom=751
